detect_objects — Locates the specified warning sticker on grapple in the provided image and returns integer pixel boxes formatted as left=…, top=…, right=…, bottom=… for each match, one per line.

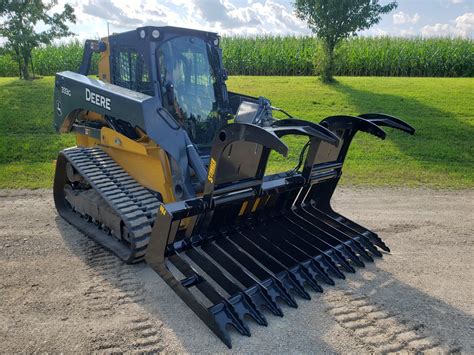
left=159, top=205, right=167, bottom=216
left=208, top=158, right=216, bottom=183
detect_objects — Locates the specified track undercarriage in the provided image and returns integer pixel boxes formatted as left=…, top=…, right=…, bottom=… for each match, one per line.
left=54, top=147, right=162, bottom=263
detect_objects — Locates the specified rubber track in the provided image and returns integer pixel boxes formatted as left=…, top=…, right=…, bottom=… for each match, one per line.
left=63, top=147, right=161, bottom=263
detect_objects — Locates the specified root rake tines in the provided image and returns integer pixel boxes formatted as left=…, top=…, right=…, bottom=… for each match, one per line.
left=63, top=147, right=161, bottom=263
left=324, top=290, right=445, bottom=353
left=180, top=218, right=387, bottom=346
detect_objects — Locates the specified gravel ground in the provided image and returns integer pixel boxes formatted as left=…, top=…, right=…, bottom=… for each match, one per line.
left=0, top=188, right=472, bottom=353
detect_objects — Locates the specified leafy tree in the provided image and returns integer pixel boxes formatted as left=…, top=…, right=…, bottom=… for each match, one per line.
left=0, top=0, right=76, bottom=79
left=294, top=0, right=397, bottom=82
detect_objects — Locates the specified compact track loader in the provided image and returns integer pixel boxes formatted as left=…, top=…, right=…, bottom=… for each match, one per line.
left=53, top=26, right=415, bottom=347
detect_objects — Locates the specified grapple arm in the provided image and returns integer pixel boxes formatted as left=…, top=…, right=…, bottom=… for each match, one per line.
left=358, top=113, right=415, bottom=135
left=145, top=114, right=415, bottom=348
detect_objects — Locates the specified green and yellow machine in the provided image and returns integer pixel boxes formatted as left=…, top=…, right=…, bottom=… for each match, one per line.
left=53, top=26, right=415, bottom=347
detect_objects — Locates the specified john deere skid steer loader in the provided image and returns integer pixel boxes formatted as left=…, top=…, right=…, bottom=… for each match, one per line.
left=53, top=26, right=415, bottom=347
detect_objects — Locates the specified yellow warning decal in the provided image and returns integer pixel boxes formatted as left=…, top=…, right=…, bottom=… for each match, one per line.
left=159, top=205, right=167, bottom=216
left=208, top=158, right=217, bottom=183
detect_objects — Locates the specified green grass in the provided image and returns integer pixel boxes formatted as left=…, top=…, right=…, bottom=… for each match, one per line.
left=0, top=76, right=472, bottom=189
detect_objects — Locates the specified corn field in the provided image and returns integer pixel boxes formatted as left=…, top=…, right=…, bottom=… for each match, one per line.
left=222, top=36, right=473, bottom=77
left=0, top=36, right=472, bottom=77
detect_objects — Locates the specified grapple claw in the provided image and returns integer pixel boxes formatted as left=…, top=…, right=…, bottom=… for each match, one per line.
left=209, top=302, right=250, bottom=338
left=142, top=117, right=413, bottom=347
left=315, top=254, right=345, bottom=280
left=346, top=239, right=374, bottom=263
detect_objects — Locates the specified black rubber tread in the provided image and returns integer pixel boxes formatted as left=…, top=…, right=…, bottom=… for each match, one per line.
left=61, top=147, right=161, bottom=263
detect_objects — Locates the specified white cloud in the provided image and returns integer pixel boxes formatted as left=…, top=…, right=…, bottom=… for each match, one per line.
left=393, top=11, right=420, bottom=25
left=27, top=0, right=471, bottom=42
left=360, top=27, right=388, bottom=37
left=451, top=0, right=464, bottom=4
left=421, top=12, right=474, bottom=38
left=421, top=23, right=451, bottom=37
left=455, top=12, right=474, bottom=36
left=188, top=0, right=308, bottom=35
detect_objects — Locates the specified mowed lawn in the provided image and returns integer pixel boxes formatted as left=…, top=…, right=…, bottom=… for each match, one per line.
left=0, top=76, right=472, bottom=189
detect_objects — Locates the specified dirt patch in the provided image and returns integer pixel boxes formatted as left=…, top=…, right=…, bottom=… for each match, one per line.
left=0, top=188, right=473, bottom=353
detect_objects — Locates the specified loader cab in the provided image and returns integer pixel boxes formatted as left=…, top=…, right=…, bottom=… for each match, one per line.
left=105, top=26, right=229, bottom=153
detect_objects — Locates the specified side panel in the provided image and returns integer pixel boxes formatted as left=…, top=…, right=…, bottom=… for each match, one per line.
left=99, top=127, right=175, bottom=202
left=54, top=71, right=153, bottom=133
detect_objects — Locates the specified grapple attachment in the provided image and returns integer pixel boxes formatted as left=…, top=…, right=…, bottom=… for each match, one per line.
left=146, top=115, right=415, bottom=348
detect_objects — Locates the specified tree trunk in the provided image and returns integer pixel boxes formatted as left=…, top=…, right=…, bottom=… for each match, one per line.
left=321, top=41, right=335, bottom=83
left=21, top=54, right=30, bottom=80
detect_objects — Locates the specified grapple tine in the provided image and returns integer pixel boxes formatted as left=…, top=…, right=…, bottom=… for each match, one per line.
left=275, top=270, right=312, bottom=300
left=239, top=227, right=323, bottom=293
left=278, top=216, right=352, bottom=274
left=346, top=239, right=374, bottom=262
left=364, top=231, right=391, bottom=253
left=209, top=302, right=250, bottom=338
left=301, top=259, right=333, bottom=287
left=272, top=219, right=342, bottom=280
left=227, top=293, right=266, bottom=328
left=297, top=206, right=372, bottom=263
left=337, top=244, right=365, bottom=268
left=285, top=213, right=363, bottom=269
left=186, top=247, right=265, bottom=328
left=358, top=237, right=383, bottom=257
left=231, top=232, right=311, bottom=300
left=216, top=237, right=298, bottom=308
left=328, top=249, right=356, bottom=273
left=331, top=212, right=391, bottom=252
left=201, top=242, right=281, bottom=317
left=169, top=254, right=249, bottom=344
left=315, top=254, right=346, bottom=280
left=261, top=222, right=334, bottom=285
left=260, top=278, right=297, bottom=308
left=244, top=285, right=277, bottom=320
left=259, top=224, right=334, bottom=292
left=289, top=265, right=323, bottom=293
left=307, top=206, right=383, bottom=257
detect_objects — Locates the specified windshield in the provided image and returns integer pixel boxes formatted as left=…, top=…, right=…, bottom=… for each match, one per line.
left=157, top=36, right=222, bottom=149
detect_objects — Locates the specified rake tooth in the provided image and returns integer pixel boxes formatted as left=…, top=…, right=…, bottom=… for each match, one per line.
left=358, top=236, right=383, bottom=257
left=316, top=254, right=346, bottom=279
left=363, top=231, right=391, bottom=252
left=278, top=270, right=311, bottom=300
left=244, top=284, right=277, bottom=319
left=261, top=277, right=297, bottom=308
left=329, top=249, right=356, bottom=273
left=297, top=263, right=324, bottom=292
left=302, top=259, right=334, bottom=286
left=337, top=244, right=365, bottom=268
left=227, top=293, right=264, bottom=329
left=209, top=302, right=249, bottom=341
left=347, top=240, right=374, bottom=263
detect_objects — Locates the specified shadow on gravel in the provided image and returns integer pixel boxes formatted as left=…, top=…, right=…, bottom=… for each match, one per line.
left=56, top=215, right=473, bottom=353
left=326, top=257, right=473, bottom=353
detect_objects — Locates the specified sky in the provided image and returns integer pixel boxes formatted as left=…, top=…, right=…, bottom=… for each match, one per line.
left=2, top=0, right=474, bottom=42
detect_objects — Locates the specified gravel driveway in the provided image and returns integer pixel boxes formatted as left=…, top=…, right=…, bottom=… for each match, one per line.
left=0, top=188, right=472, bottom=353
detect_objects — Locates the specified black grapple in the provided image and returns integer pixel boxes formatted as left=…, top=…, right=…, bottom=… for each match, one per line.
left=146, top=114, right=415, bottom=348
